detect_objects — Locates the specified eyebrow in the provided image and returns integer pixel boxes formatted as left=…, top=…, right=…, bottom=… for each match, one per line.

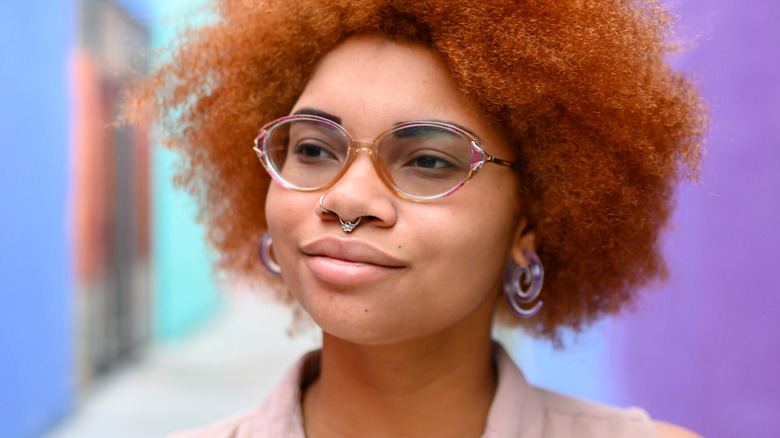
left=396, top=120, right=481, bottom=142
left=292, top=107, right=482, bottom=142
left=292, top=107, right=342, bottom=125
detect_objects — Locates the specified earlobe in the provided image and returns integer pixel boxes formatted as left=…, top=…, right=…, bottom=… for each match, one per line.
left=510, top=218, right=537, bottom=266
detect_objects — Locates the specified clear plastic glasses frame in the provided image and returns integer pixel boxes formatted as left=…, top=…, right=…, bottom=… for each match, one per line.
left=252, top=114, right=515, bottom=201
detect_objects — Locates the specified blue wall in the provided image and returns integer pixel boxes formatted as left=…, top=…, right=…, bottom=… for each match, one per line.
left=0, top=1, right=218, bottom=435
left=0, top=2, right=75, bottom=438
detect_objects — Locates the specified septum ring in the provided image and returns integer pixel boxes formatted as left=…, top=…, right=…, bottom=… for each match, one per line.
left=319, top=194, right=362, bottom=233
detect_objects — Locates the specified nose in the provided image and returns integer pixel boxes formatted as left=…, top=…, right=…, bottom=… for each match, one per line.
left=318, top=145, right=397, bottom=229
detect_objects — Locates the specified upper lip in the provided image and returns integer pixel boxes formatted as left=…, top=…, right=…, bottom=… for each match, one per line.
left=301, top=237, right=406, bottom=268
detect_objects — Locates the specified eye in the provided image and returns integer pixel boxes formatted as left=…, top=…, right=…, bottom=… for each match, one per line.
left=411, top=154, right=455, bottom=169
left=385, top=125, right=469, bottom=173
left=293, top=141, right=338, bottom=161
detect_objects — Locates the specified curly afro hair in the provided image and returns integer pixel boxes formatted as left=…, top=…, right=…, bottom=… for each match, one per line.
left=125, top=0, right=707, bottom=339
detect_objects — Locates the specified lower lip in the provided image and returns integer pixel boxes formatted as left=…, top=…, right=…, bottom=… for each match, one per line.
left=305, top=255, right=400, bottom=286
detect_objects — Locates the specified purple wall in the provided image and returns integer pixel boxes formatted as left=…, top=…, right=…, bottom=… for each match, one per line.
left=617, top=1, right=780, bottom=436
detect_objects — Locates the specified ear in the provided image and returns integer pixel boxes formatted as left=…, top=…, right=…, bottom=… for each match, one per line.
left=510, top=217, right=537, bottom=266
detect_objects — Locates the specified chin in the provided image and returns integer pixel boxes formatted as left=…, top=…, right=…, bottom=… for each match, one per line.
left=311, top=306, right=468, bottom=348
left=311, top=311, right=400, bottom=345
left=301, top=305, right=414, bottom=346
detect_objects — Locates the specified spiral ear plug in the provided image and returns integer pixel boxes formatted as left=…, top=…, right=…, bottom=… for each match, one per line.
left=258, top=231, right=281, bottom=278
left=503, top=249, right=544, bottom=317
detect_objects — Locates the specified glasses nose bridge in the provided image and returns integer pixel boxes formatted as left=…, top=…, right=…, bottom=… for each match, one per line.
left=350, top=138, right=378, bottom=151
left=347, top=138, right=381, bottom=164
left=337, top=138, right=389, bottom=186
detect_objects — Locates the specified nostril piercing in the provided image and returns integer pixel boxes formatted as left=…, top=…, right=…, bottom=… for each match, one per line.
left=319, top=194, right=363, bottom=233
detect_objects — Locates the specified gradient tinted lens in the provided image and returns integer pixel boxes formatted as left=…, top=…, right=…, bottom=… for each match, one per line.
left=378, top=124, right=474, bottom=198
left=264, top=118, right=349, bottom=189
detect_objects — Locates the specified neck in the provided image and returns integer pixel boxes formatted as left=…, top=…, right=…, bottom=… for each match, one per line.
left=302, top=317, right=497, bottom=438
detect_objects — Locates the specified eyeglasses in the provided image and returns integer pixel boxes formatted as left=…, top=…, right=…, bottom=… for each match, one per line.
left=252, top=114, right=515, bottom=201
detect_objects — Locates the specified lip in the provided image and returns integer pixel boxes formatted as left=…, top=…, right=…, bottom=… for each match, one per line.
left=301, top=236, right=406, bottom=286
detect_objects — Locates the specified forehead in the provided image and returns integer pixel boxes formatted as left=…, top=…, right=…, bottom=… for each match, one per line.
left=292, top=34, right=502, bottom=145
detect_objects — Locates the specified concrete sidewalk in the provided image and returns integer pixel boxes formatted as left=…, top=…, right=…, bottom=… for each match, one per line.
left=45, top=294, right=321, bottom=438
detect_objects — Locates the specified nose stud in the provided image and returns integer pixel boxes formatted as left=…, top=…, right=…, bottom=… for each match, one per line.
left=319, top=194, right=362, bottom=233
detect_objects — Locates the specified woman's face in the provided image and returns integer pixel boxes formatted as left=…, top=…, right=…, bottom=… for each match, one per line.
left=265, top=34, right=526, bottom=345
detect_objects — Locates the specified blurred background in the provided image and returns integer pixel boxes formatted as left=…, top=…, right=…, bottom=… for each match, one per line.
left=1, top=0, right=778, bottom=437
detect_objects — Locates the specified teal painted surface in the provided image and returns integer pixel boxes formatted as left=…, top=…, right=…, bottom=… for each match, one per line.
left=153, top=148, right=220, bottom=339
left=150, top=0, right=221, bottom=340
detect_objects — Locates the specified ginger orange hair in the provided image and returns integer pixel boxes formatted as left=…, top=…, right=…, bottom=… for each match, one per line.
left=125, top=0, right=707, bottom=339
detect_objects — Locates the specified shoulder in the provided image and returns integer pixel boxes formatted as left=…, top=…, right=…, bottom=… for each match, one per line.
left=534, top=386, right=657, bottom=436
left=491, top=344, right=661, bottom=438
left=167, top=409, right=259, bottom=438
left=654, top=420, right=703, bottom=438
left=534, top=387, right=704, bottom=438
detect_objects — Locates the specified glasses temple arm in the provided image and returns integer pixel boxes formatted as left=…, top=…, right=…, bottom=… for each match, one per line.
left=485, top=155, right=520, bottom=170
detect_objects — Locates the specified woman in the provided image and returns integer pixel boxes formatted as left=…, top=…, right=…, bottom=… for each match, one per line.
left=127, top=0, right=706, bottom=436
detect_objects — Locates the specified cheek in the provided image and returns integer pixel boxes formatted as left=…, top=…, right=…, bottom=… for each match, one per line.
left=266, top=184, right=320, bottom=239
left=405, top=201, right=516, bottom=299
left=264, top=186, right=307, bottom=280
left=420, top=192, right=517, bottom=257
left=265, top=185, right=296, bottom=230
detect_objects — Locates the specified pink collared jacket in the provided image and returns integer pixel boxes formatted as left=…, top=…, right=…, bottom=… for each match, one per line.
left=169, top=344, right=656, bottom=438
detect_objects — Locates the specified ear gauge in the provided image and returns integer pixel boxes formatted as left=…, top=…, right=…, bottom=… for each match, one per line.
left=503, top=249, right=544, bottom=317
left=258, top=231, right=282, bottom=278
